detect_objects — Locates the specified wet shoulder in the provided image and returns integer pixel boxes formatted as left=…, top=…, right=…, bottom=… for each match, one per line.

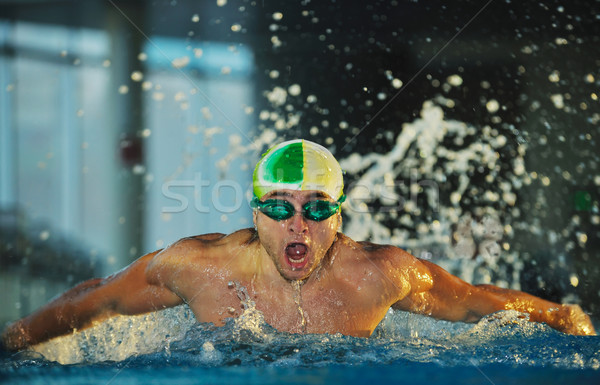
left=146, top=229, right=257, bottom=278
left=335, top=233, right=433, bottom=291
left=335, top=233, right=410, bottom=262
left=182, top=229, right=258, bottom=250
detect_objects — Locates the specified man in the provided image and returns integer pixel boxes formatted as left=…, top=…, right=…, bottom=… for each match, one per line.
left=1, top=139, right=595, bottom=351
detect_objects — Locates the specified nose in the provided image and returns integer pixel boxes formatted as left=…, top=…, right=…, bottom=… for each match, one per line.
left=288, top=212, right=308, bottom=234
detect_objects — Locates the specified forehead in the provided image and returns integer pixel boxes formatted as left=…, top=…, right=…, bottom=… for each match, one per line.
left=262, top=189, right=333, bottom=201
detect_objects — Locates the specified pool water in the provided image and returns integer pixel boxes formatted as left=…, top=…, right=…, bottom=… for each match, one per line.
left=2, top=307, right=599, bottom=385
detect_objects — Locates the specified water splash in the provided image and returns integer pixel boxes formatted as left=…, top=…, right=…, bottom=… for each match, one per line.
left=291, top=280, right=307, bottom=333
left=30, top=305, right=196, bottom=365
left=339, top=99, right=527, bottom=288
left=228, top=281, right=270, bottom=341
left=12, top=307, right=600, bottom=370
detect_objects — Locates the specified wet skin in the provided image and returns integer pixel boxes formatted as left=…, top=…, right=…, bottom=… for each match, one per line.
left=146, top=229, right=424, bottom=337
left=1, top=190, right=595, bottom=350
left=145, top=190, right=426, bottom=336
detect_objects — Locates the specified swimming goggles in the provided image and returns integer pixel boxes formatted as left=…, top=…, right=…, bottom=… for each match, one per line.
left=250, top=195, right=345, bottom=222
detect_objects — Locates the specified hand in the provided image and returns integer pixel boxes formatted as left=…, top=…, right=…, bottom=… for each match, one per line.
left=0, top=322, right=30, bottom=352
left=558, top=304, right=596, bottom=336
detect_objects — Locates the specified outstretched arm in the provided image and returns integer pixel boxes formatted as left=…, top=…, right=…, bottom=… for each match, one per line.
left=1, top=251, right=183, bottom=351
left=393, top=259, right=595, bottom=336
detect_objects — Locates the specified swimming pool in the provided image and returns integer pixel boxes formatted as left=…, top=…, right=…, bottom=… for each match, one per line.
left=1, top=2, right=599, bottom=384
left=2, top=307, right=599, bottom=385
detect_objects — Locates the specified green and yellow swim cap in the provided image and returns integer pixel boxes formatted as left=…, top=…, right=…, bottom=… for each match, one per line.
left=253, top=139, right=344, bottom=200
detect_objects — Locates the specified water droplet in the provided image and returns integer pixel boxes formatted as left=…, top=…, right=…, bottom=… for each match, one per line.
left=171, top=56, right=190, bottom=69
left=271, top=35, right=282, bottom=48
left=288, top=84, right=301, bottom=96
left=551, top=94, right=564, bottom=109
left=130, top=71, right=143, bottom=82
left=447, top=74, right=463, bottom=86
left=548, top=70, right=560, bottom=83
left=570, top=275, right=579, bottom=287
left=486, top=99, right=500, bottom=113
left=392, top=78, right=403, bottom=89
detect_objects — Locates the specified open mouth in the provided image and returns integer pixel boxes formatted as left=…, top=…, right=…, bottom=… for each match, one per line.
left=285, top=242, right=309, bottom=269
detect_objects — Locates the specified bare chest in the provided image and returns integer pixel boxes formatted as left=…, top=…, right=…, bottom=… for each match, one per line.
left=184, top=277, right=390, bottom=337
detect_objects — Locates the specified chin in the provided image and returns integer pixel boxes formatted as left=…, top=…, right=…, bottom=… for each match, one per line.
left=283, top=272, right=308, bottom=281
left=280, top=259, right=314, bottom=281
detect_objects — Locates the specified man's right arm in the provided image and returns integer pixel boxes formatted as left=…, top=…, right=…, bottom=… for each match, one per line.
left=0, top=251, right=183, bottom=351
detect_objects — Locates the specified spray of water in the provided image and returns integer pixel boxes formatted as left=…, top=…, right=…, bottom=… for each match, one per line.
left=291, top=280, right=307, bottom=333
left=229, top=280, right=270, bottom=341
left=339, top=98, right=526, bottom=288
left=30, top=305, right=196, bottom=365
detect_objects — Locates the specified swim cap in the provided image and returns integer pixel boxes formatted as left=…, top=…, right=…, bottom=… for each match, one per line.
left=253, top=139, right=344, bottom=200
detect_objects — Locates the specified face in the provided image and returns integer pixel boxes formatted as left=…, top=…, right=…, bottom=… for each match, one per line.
left=253, top=189, right=342, bottom=281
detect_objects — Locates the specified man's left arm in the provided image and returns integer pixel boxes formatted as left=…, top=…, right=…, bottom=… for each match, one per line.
left=393, top=259, right=596, bottom=336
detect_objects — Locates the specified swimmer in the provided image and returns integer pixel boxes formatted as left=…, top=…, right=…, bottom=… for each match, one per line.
left=1, top=139, right=595, bottom=351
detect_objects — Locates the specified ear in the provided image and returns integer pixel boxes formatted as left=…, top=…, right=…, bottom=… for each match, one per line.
left=252, top=209, right=258, bottom=227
